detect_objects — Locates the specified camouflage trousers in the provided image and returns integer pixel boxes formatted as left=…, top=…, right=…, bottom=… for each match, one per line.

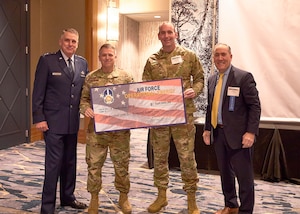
left=150, top=113, right=199, bottom=192
left=86, top=130, right=131, bottom=194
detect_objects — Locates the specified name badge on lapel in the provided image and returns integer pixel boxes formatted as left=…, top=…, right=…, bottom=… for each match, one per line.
left=171, top=55, right=183, bottom=64
left=52, top=72, right=62, bottom=76
left=80, top=71, right=86, bottom=78
left=227, top=87, right=240, bottom=97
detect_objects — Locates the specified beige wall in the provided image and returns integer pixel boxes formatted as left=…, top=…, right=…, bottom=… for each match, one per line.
left=30, top=0, right=86, bottom=93
left=29, top=0, right=168, bottom=83
left=116, top=20, right=166, bottom=82
left=138, top=21, right=165, bottom=81
left=29, top=0, right=86, bottom=140
left=117, top=16, right=140, bottom=81
left=29, top=0, right=168, bottom=141
left=119, top=0, right=169, bottom=14
left=118, top=2, right=169, bottom=81
left=95, top=1, right=165, bottom=82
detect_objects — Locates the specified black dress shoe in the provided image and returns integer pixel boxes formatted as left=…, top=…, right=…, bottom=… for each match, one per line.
left=61, top=200, right=87, bottom=209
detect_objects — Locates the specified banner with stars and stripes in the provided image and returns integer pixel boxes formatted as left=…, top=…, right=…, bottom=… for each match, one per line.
left=90, top=78, right=187, bottom=133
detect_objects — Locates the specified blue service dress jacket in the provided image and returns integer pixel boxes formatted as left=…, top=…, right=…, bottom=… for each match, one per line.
left=32, top=50, right=88, bottom=134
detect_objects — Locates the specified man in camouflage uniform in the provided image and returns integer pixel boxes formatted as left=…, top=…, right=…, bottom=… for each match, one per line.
left=80, top=44, right=133, bottom=214
left=142, top=22, right=204, bottom=214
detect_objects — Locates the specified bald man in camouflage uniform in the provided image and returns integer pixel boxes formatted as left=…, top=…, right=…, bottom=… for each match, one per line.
left=80, top=44, right=133, bottom=214
left=142, top=22, right=204, bottom=214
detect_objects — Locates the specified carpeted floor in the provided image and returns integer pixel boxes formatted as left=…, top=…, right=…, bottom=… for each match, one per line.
left=0, top=128, right=299, bottom=214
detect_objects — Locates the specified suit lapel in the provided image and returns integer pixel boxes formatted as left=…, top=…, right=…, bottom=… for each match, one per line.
left=73, top=56, right=80, bottom=80
left=210, top=74, right=218, bottom=105
left=225, top=67, right=234, bottom=90
left=222, top=67, right=234, bottom=104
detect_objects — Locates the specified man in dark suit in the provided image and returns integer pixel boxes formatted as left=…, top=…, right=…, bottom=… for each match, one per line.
left=203, top=43, right=261, bottom=214
left=32, top=28, right=88, bottom=214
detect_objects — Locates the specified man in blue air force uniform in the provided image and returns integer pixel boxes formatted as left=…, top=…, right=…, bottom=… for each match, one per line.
left=32, top=28, right=89, bottom=214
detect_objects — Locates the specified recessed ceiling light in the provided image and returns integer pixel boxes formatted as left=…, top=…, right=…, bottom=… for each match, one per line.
left=154, top=15, right=161, bottom=19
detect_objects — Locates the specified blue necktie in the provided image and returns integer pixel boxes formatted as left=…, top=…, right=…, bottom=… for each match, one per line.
left=67, top=58, right=74, bottom=79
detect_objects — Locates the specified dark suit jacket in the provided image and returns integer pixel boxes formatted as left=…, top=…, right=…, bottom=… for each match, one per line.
left=204, top=65, right=261, bottom=149
left=32, top=50, right=88, bottom=134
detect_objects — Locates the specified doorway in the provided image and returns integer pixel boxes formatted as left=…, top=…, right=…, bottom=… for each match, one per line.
left=0, top=0, right=29, bottom=149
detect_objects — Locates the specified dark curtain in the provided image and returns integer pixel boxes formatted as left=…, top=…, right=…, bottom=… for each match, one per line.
left=261, top=129, right=289, bottom=182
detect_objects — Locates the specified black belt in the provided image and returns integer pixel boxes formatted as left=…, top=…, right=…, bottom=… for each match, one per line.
left=217, top=124, right=224, bottom=128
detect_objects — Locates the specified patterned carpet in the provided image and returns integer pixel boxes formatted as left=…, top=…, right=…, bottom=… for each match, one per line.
left=0, top=128, right=299, bottom=214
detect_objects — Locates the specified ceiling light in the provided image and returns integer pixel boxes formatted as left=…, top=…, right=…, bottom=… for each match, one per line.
left=106, top=1, right=119, bottom=41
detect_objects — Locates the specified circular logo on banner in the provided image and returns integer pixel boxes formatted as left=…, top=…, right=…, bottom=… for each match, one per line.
left=103, top=88, right=114, bottom=104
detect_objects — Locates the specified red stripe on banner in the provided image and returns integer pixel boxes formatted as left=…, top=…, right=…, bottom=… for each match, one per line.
left=94, top=114, right=153, bottom=128
left=128, top=93, right=183, bottom=102
left=127, top=105, right=185, bottom=117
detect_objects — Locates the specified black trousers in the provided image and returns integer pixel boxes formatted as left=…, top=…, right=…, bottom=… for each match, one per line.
left=213, top=127, right=254, bottom=214
left=41, top=132, right=77, bottom=214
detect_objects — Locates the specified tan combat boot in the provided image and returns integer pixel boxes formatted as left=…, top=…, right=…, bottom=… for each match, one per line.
left=119, top=192, right=132, bottom=214
left=187, top=192, right=199, bottom=214
left=88, top=192, right=99, bottom=214
left=147, top=188, right=168, bottom=213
